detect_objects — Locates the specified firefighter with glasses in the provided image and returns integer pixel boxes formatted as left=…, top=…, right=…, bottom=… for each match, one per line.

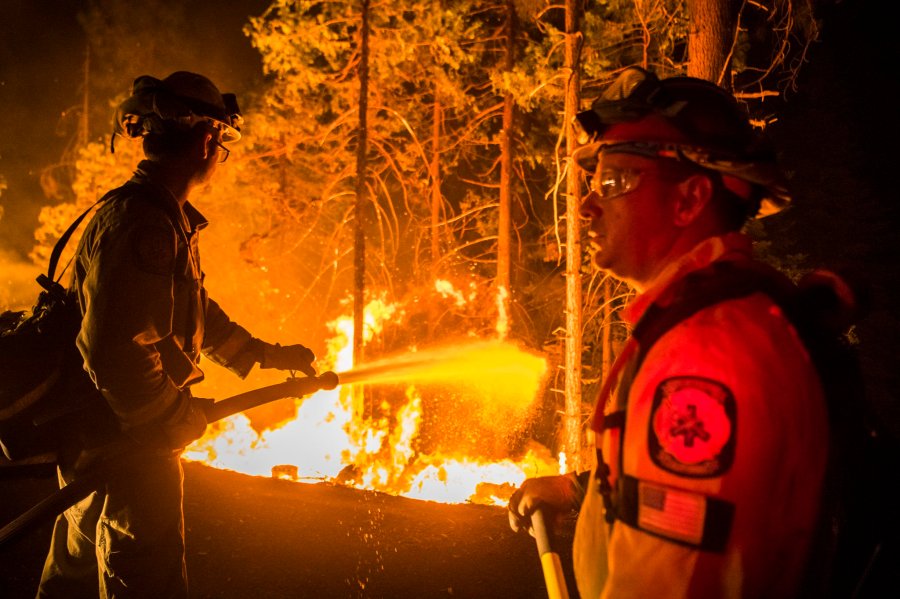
left=37, top=71, right=318, bottom=598
left=508, top=67, right=828, bottom=598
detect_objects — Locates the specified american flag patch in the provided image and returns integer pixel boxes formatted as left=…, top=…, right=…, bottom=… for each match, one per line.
left=637, top=481, right=706, bottom=545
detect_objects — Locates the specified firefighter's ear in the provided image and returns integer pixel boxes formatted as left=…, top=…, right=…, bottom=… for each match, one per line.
left=673, top=173, right=713, bottom=227
left=200, top=131, right=215, bottom=161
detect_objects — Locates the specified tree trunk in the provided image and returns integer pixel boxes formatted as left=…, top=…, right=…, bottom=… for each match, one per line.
left=354, top=0, right=370, bottom=416
left=430, top=89, right=443, bottom=277
left=600, top=278, right=614, bottom=381
left=81, top=43, right=90, bottom=147
left=563, top=0, right=584, bottom=471
left=497, top=0, right=515, bottom=340
left=687, top=0, right=737, bottom=85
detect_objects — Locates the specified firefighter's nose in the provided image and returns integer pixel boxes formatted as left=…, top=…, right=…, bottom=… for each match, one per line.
left=580, top=190, right=602, bottom=220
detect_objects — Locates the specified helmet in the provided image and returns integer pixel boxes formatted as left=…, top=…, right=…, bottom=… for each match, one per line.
left=113, top=71, right=243, bottom=148
left=572, top=67, right=790, bottom=217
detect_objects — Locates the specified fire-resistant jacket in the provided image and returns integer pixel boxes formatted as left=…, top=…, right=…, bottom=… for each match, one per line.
left=71, top=161, right=258, bottom=430
left=573, top=233, right=828, bottom=599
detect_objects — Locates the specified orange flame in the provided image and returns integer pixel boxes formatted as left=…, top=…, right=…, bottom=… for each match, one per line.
left=185, top=289, right=559, bottom=505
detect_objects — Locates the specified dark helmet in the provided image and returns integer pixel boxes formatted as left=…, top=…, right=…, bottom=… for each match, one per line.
left=112, top=71, right=243, bottom=149
left=572, top=67, right=790, bottom=217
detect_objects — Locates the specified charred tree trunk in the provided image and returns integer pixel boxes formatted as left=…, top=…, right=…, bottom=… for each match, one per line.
left=687, top=0, right=737, bottom=86
left=354, top=0, right=370, bottom=415
left=563, top=0, right=584, bottom=471
left=497, top=0, right=515, bottom=340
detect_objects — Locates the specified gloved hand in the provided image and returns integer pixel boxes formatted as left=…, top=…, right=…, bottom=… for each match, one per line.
left=508, top=473, right=581, bottom=535
left=163, top=394, right=212, bottom=450
left=260, top=342, right=317, bottom=377
left=130, top=393, right=211, bottom=451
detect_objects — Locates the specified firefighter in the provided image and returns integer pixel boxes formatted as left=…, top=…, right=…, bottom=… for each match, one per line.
left=508, top=67, right=828, bottom=599
left=37, top=71, right=317, bottom=598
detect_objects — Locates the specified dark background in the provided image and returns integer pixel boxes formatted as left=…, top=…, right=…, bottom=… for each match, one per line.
left=766, top=0, right=900, bottom=439
left=1, top=1, right=898, bottom=596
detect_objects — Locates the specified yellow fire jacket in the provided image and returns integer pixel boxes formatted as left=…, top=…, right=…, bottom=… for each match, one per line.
left=573, top=233, right=829, bottom=599
left=71, top=161, right=257, bottom=429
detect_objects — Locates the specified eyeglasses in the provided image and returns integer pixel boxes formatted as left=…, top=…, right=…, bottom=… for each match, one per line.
left=586, top=141, right=695, bottom=201
left=588, top=166, right=643, bottom=201
left=214, top=140, right=230, bottom=163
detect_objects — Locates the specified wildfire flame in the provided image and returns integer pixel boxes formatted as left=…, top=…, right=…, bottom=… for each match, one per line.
left=184, top=285, right=560, bottom=506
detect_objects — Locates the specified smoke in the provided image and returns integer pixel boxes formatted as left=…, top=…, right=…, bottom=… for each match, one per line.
left=0, top=173, right=39, bottom=312
left=0, top=247, right=39, bottom=312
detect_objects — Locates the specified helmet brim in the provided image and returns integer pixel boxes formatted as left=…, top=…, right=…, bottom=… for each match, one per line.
left=572, top=140, right=791, bottom=218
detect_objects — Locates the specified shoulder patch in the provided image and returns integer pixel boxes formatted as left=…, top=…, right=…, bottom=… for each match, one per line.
left=132, top=225, right=176, bottom=275
left=648, top=376, right=736, bottom=478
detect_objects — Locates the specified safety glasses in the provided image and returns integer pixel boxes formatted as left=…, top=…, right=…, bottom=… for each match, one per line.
left=586, top=141, right=696, bottom=201
left=588, top=166, right=644, bottom=201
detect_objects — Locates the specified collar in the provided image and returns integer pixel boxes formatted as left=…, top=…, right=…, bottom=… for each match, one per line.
left=623, top=232, right=754, bottom=325
left=130, top=160, right=209, bottom=234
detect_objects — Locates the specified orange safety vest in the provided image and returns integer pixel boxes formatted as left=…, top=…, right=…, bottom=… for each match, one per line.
left=573, top=234, right=828, bottom=599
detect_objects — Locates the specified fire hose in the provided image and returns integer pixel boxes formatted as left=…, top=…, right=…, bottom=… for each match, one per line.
left=531, top=508, right=571, bottom=599
left=0, top=371, right=339, bottom=549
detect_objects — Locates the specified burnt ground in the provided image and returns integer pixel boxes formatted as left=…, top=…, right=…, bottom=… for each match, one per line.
left=0, top=461, right=578, bottom=599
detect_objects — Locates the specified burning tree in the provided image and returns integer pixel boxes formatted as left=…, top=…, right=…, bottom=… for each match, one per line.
left=15, top=0, right=822, bottom=502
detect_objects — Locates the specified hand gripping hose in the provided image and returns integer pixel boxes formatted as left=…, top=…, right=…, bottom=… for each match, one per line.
left=0, top=372, right=339, bottom=548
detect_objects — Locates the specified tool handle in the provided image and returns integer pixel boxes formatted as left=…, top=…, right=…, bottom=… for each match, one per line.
left=531, top=508, right=570, bottom=599
left=532, top=507, right=553, bottom=555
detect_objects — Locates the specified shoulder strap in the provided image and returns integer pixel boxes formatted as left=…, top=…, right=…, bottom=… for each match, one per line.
left=40, top=181, right=190, bottom=291
left=632, top=259, right=796, bottom=367
left=39, top=189, right=124, bottom=293
left=590, top=259, right=794, bottom=433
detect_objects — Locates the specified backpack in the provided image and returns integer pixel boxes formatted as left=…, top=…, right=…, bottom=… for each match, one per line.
left=0, top=199, right=116, bottom=461
left=606, top=258, right=884, bottom=598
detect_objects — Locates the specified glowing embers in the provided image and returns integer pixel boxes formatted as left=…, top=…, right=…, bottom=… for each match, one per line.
left=184, top=296, right=558, bottom=505
left=434, top=278, right=475, bottom=307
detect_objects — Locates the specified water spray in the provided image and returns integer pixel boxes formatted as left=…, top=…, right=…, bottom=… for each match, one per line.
left=332, top=340, right=547, bottom=387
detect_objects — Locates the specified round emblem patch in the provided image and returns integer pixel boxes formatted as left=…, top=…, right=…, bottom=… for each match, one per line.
left=648, top=376, right=736, bottom=478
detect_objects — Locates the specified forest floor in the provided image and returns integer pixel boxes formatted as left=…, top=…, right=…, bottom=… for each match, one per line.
left=0, top=461, right=578, bottom=598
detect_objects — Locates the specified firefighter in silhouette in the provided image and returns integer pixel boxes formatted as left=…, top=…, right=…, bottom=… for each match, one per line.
left=508, top=67, right=829, bottom=598
left=37, top=72, right=318, bottom=599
